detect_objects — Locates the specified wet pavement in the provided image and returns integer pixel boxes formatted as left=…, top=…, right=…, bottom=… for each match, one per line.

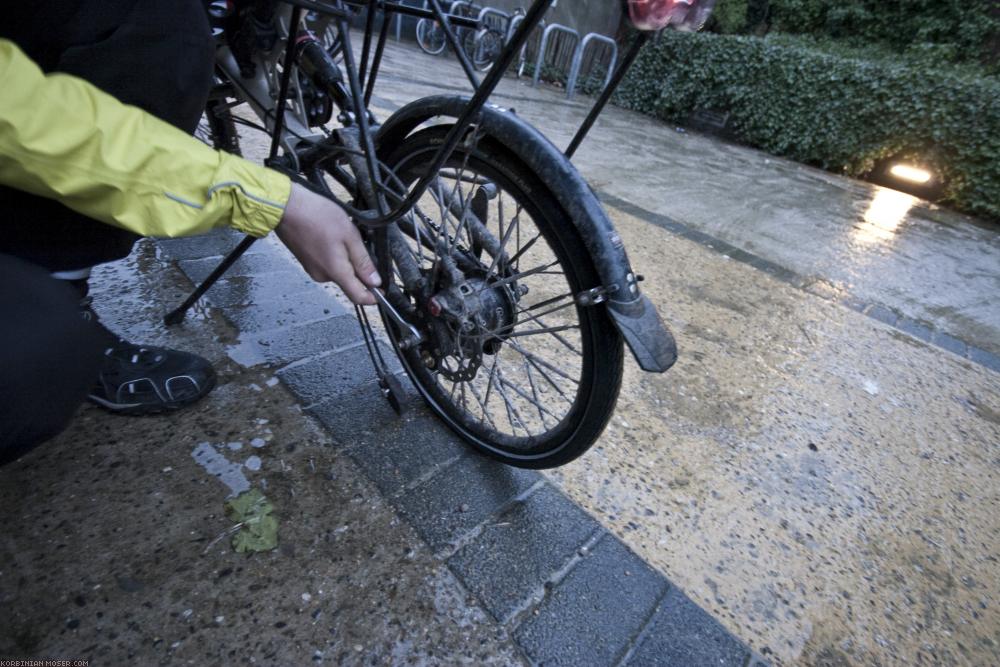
left=365, top=42, right=1000, bottom=663
left=0, top=241, right=523, bottom=665
left=2, top=33, right=999, bottom=667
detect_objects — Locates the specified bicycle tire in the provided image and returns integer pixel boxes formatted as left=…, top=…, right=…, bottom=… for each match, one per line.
left=415, top=18, right=447, bottom=56
left=196, top=87, right=241, bottom=156
left=375, top=126, right=624, bottom=469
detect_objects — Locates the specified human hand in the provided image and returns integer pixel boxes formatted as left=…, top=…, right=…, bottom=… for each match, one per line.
left=275, top=183, right=381, bottom=305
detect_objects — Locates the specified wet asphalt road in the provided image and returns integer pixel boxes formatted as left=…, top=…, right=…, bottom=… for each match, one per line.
left=2, top=34, right=998, bottom=667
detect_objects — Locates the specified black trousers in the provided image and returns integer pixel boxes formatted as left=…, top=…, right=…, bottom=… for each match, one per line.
left=0, top=0, right=216, bottom=271
left=0, top=255, right=105, bottom=463
left=0, top=0, right=215, bottom=460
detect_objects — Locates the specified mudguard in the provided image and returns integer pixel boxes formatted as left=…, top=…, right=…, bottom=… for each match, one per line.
left=376, top=95, right=677, bottom=373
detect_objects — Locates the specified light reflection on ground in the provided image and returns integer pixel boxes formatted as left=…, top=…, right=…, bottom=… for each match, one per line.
left=856, top=188, right=918, bottom=245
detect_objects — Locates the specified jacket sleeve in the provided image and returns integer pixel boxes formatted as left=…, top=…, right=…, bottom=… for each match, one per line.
left=0, top=38, right=291, bottom=239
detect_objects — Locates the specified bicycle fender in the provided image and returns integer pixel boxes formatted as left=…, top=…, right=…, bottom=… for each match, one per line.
left=377, top=95, right=677, bottom=373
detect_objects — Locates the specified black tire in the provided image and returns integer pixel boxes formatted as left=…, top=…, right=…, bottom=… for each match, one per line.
left=196, top=82, right=241, bottom=155
left=416, top=19, right=447, bottom=56
left=376, top=126, right=624, bottom=468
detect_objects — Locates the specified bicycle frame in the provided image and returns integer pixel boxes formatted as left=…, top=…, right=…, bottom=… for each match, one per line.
left=167, top=0, right=549, bottom=318
left=169, top=0, right=678, bottom=378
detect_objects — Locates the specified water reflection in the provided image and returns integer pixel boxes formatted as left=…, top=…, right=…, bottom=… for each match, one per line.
left=855, top=188, right=917, bottom=245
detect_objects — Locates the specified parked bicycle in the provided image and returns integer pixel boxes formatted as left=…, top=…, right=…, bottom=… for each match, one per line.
left=415, top=1, right=512, bottom=71
left=415, top=1, right=449, bottom=55
left=181, top=0, right=715, bottom=468
left=464, top=5, right=520, bottom=71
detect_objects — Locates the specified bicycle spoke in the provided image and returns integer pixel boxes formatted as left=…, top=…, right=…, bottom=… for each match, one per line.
left=484, top=203, right=520, bottom=279
left=480, top=259, right=561, bottom=291
left=504, top=324, right=579, bottom=339
left=525, top=291, right=575, bottom=312
left=507, top=231, right=540, bottom=268
left=467, top=372, right=498, bottom=429
left=523, top=361, right=550, bottom=427
left=504, top=339, right=580, bottom=386
left=496, top=372, right=559, bottom=423
left=492, top=360, right=527, bottom=436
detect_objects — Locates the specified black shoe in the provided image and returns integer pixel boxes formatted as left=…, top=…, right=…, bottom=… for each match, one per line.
left=80, top=296, right=217, bottom=415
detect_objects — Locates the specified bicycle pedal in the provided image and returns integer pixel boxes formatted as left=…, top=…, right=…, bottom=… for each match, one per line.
left=379, top=374, right=406, bottom=416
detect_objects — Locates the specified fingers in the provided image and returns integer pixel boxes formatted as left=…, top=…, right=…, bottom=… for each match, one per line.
left=325, top=214, right=378, bottom=305
left=344, top=228, right=381, bottom=289
left=276, top=183, right=381, bottom=306
left=334, top=270, right=377, bottom=305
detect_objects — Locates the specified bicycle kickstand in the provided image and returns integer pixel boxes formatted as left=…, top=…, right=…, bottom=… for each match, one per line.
left=164, top=234, right=258, bottom=325
left=354, top=291, right=419, bottom=416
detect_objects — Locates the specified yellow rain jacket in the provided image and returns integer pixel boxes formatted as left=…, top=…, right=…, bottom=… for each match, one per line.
left=0, top=38, right=291, bottom=239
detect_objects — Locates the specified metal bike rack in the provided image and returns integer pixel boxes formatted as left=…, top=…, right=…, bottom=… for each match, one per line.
left=506, top=11, right=523, bottom=42
left=509, top=14, right=546, bottom=78
left=565, top=32, right=617, bottom=100
left=448, top=0, right=472, bottom=19
left=531, top=23, right=580, bottom=89
left=477, top=6, right=510, bottom=32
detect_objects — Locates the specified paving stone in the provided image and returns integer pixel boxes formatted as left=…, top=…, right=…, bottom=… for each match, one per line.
left=932, top=331, right=968, bottom=357
left=626, top=586, right=750, bottom=667
left=838, top=294, right=868, bottom=313
left=157, top=229, right=266, bottom=261
left=222, top=297, right=345, bottom=334
left=178, top=251, right=295, bottom=283
left=308, top=375, right=423, bottom=444
left=514, top=534, right=668, bottom=666
left=200, top=272, right=326, bottom=309
left=350, top=416, right=471, bottom=497
left=968, top=346, right=1000, bottom=373
left=447, top=484, right=601, bottom=623
left=725, top=248, right=754, bottom=264
left=393, top=455, right=540, bottom=551
left=895, top=317, right=933, bottom=343
left=747, top=256, right=798, bottom=286
left=227, top=315, right=360, bottom=367
left=865, top=303, right=899, bottom=327
left=310, top=379, right=472, bottom=494
left=276, top=341, right=399, bottom=407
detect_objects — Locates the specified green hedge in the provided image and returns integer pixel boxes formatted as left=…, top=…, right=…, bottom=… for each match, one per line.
left=767, top=0, right=1000, bottom=72
left=707, top=0, right=1000, bottom=73
left=613, top=31, right=1000, bottom=220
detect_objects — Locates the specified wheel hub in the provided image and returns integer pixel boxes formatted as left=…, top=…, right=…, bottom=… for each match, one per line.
left=420, top=275, right=519, bottom=380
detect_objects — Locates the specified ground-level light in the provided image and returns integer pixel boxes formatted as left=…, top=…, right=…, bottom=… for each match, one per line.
left=888, top=164, right=932, bottom=185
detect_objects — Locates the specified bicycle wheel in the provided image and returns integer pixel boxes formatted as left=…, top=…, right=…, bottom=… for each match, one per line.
left=471, top=28, right=503, bottom=71
left=375, top=126, right=624, bottom=468
left=415, top=18, right=447, bottom=56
